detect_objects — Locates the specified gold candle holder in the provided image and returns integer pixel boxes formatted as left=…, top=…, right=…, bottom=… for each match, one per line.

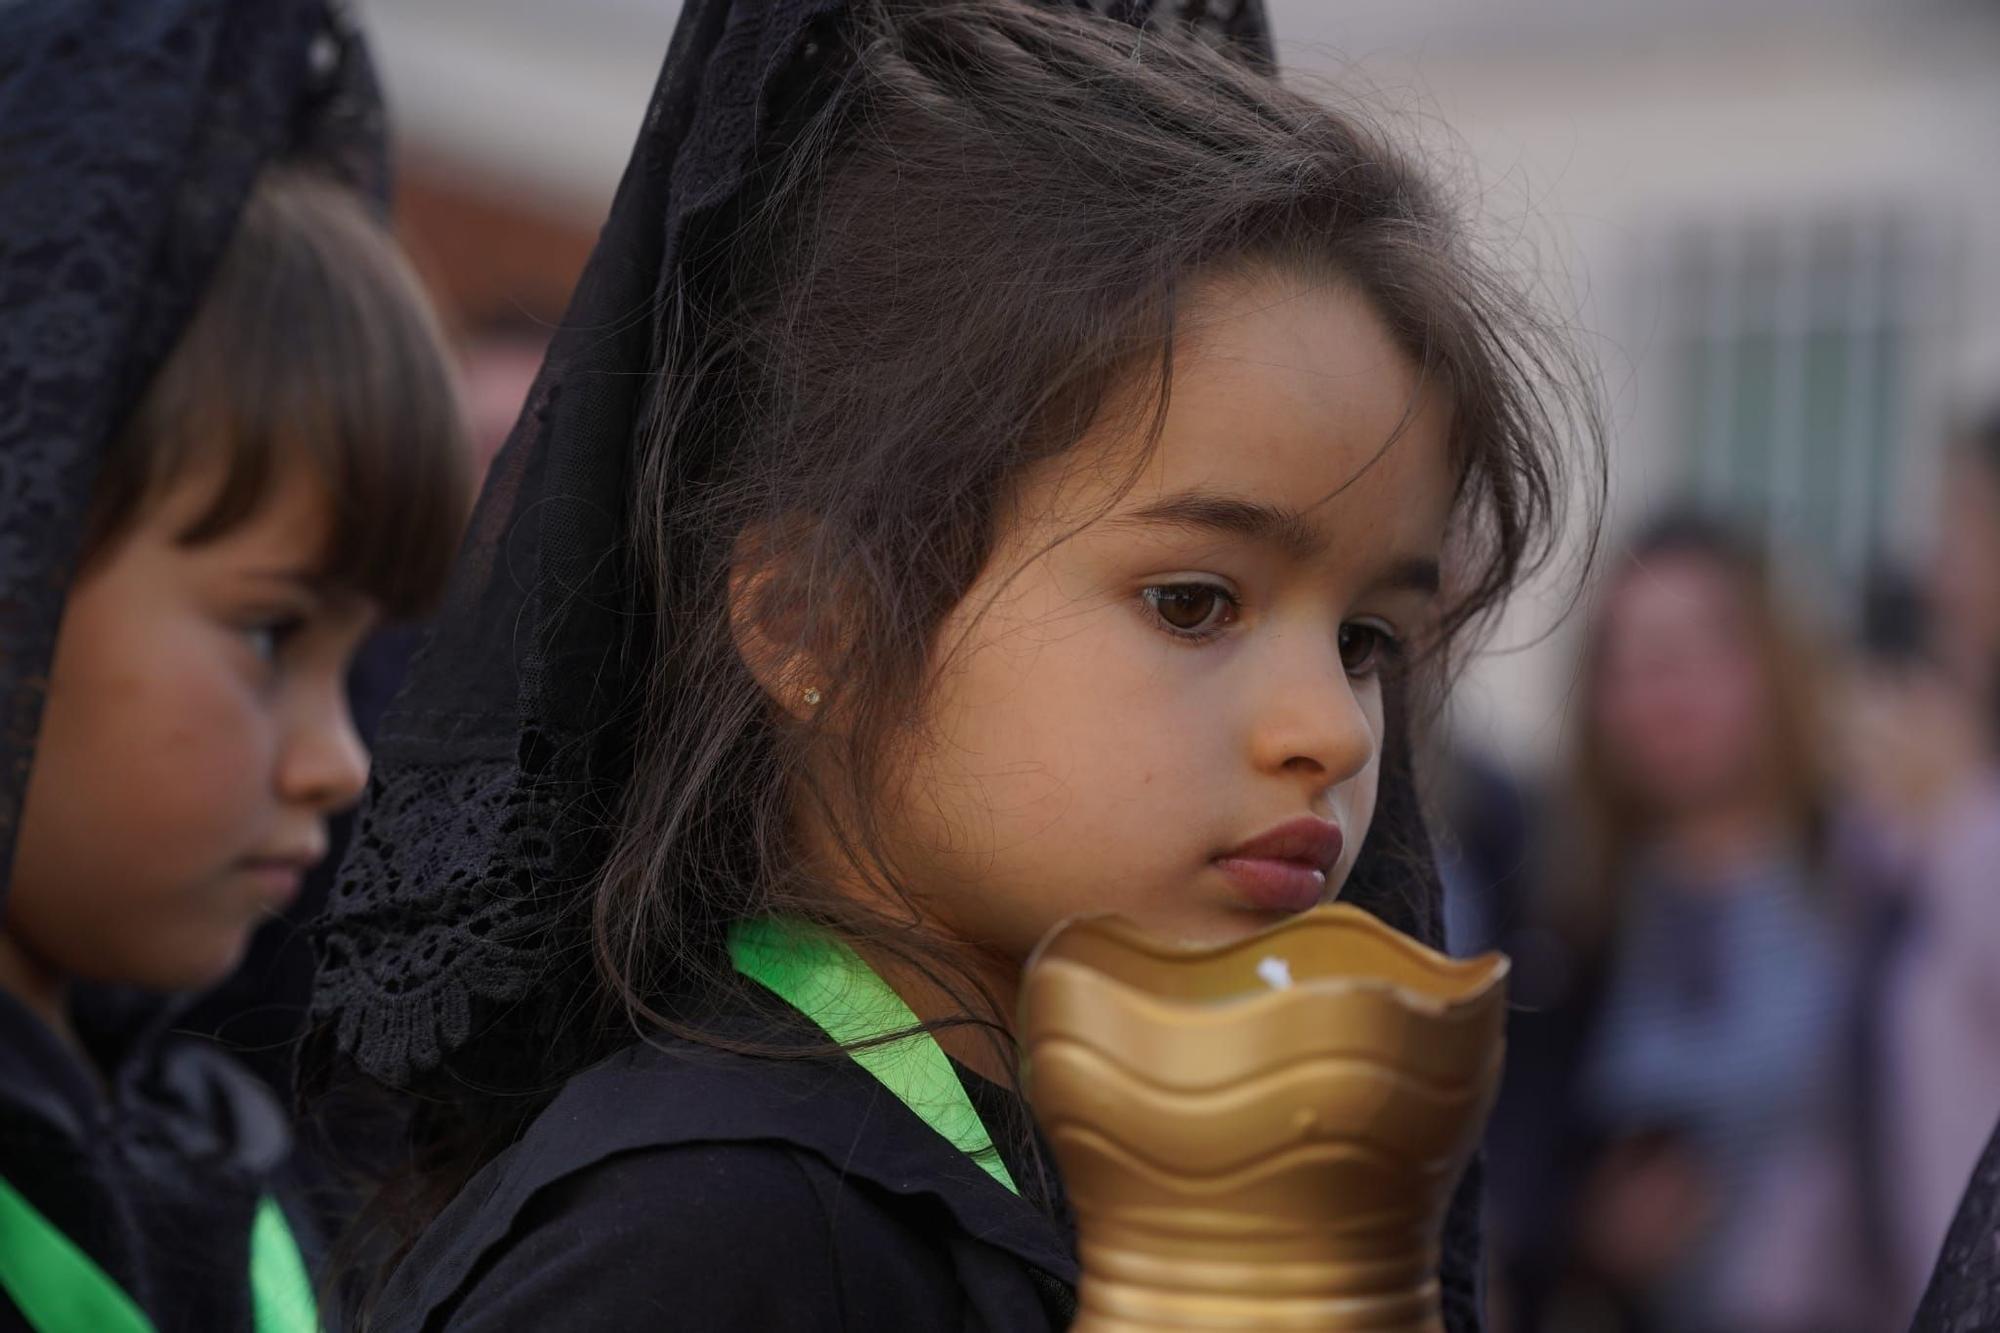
left=1019, top=905, right=1508, bottom=1332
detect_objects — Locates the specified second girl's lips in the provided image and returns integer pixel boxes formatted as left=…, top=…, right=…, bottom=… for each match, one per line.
left=236, top=841, right=324, bottom=909
left=1212, top=816, right=1346, bottom=914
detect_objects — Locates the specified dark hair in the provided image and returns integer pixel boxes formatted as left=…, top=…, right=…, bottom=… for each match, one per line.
left=1560, top=510, right=1829, bottom=947
left=605, top=1, right=1597, bottom=1043
left=83, top=167, right=472, bottom=618
left=368, top=0, right=1602, bottom=1258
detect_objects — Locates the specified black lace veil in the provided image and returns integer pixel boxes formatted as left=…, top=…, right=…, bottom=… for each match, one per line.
left=0, top=0, right=386, bottom=908
left=306, top=1, right=1486, bottom=1324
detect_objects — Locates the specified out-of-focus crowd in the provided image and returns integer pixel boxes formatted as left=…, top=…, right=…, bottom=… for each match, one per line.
left=1454, top=414, right=2000, bottom=1333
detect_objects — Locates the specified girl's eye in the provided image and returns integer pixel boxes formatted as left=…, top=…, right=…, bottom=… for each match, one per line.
left=1338, top=621, right=1402, bottom=676
left=242, top=616, right=307, bottom=664
left=1142, top=583, right=1238, bottom=638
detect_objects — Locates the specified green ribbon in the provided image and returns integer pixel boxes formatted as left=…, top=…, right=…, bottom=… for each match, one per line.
left=249, top=1198, right=316, bottom=1332
left=0, top=1173, right=316, bottom=1332
left=729, top=917, right=1019, bottom=1196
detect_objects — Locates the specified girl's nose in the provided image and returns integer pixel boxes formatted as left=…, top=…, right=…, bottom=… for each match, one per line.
left=1246, top=644, right=1379, bottom=790
left=277, top=687, right=371, bottom=814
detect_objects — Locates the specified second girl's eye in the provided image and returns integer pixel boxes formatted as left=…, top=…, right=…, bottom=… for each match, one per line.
left=1142, top=583, right=1238, bottom=638
left=1338, top=621, right=1403, bottom=676
left=241, top=615, right=307, bottom=665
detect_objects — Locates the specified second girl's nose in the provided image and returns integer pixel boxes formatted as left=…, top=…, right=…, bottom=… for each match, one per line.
left=276, top=688, right=371, bottom=815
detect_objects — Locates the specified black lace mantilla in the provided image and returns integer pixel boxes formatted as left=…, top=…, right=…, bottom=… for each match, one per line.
left=0, top=0, right=384, bottom=904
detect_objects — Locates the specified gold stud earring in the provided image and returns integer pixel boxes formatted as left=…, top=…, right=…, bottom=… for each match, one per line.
left=803, top=686, right=823, bottom=707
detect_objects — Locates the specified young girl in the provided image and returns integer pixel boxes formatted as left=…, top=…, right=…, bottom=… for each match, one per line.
left=0, top=3, right=469, bottom=1329
left=313, top=1, right=1598, bottom=1327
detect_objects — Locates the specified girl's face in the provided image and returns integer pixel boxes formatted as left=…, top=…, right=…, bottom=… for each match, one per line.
left=7, top=463, right=374, bottom=994
left=869, top=272, right=1454, bottom=964
left=1593, top=554, right=1773, bottom=819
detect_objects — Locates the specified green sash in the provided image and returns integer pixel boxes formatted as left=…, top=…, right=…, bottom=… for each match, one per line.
left=728, top=917, right=1019, bottom=1196
left=0, top=1174, right=315, bottom=1332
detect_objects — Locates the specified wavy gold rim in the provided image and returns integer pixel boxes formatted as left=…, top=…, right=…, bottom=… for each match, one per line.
left=1023, top=904, right=1509, bottom=1021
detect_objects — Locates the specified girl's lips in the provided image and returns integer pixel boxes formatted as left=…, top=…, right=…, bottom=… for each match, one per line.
left=236, top=853, right=317, bottom=908
left=1213, top=816, right=1345, bottom=914
left=1214, top=855, right=1329, bottom=913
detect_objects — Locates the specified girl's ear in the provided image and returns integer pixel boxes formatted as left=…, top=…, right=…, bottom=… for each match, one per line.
left=728, top=526, right=829, bottom=723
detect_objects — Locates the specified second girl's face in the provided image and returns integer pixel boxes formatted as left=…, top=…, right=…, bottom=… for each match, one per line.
left=8, top=462, right=375, bottom=993
left=875, top=271, right=1454, bottom=963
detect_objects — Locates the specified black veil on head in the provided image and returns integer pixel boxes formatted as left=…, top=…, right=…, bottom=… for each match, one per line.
left=309, top=0, right=1482, bottom=1324
left=0, top=0, right=388, bottom=906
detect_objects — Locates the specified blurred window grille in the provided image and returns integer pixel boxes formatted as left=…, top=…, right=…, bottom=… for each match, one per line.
left=1669, top=212, right=1942, bottom=591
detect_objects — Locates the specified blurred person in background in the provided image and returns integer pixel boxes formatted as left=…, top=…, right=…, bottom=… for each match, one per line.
left=1546, top=513, right=1846, bottom=1333
left=1928, top=411, right=2000, bottom=729
left=1903, top=408, right=2000, bottom=1332
left=1820, top=407, right=2000, bottom=1332
left=0, top=2, right=470, bottom=1328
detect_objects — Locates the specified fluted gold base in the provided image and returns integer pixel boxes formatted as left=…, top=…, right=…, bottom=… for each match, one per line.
left=1021, top=906, right=1507, bottom=1332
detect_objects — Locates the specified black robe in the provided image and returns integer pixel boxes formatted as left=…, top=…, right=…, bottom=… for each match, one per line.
left=375, top=1014, right=1077, bottom=1331
left=0, top=991, right=300, bottom=1333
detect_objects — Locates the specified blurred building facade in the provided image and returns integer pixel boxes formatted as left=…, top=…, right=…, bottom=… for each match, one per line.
left=359, top=0, right=2000, bottom=758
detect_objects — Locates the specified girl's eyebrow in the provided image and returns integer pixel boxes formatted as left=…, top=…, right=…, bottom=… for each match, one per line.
left=1114, top=491, right=1442, bottom=595
left=1372, top=554, right=1442, bottom=597
left=1115, top=492, right=1325, bottom=561
left=238, top=566, right=331, bottom=597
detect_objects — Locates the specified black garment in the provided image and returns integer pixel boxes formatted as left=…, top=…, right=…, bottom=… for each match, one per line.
left=0, top=990, right=299, bottom=1333
left=377, top=1016, right=1078, bottom=1332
